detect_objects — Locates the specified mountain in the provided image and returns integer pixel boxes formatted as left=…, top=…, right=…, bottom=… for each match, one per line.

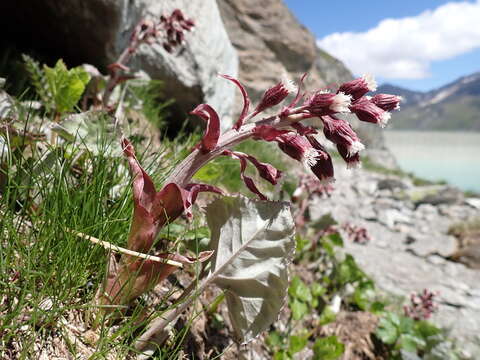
left=378, top=73, right=480, bottom=131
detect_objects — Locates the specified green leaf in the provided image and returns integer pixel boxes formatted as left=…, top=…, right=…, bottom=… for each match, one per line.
left=327, top=232, right=344, bottom=247
left=399, top=333, right=425, bottom=352
left=273, top=350, right=291, bottom=360
left=398, top=316, right=415, bottom=334
left=312, top=336, right=345, bottom=360
left=319, top=306, right=336, bottom=326
left=290, top=299, right=309, bottom=321
left=311, top=282, right=326, bottom=298
left=44, top=59, right=91, bottom=114
left=266, top=331, right=284, bottom=349
left=370, top=301, right=386, bottom=314
left=295, top=234, right=310, bottom=253
left=376, top=315, right=399, bottom=345
left=413, top=320, right=441, bottom=339
left=289, top=334, right=309, bottom=354
left=353, top=280, right=375, bottom=310
left=289, top=276, right=312, bottom=303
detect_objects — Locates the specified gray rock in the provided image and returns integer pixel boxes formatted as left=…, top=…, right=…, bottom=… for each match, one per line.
left=377, top=178, right=409, bottom=191
left=465, top=198, right=480, bottom=210
left=416, top=186, right=465, bottom=206
left=405, top=233, right=457, bottom=257
left=377, top=209, right=412, bottom=229
left=0, top=0, right=238, bottom=127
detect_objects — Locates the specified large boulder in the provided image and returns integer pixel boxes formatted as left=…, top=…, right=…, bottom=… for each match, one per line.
left=0, top=0, right=238, bottom=127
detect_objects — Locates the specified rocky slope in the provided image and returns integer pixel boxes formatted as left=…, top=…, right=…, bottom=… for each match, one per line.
left=379, top=72, right=480, bottom=131
left=310, top=162, right=480, bottom=356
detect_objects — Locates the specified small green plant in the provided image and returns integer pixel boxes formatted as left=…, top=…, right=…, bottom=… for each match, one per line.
left=23, top=56, right=90, bottom=118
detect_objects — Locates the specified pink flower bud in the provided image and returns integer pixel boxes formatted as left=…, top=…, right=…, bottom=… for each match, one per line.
left=338, top=74, right=377, bottom=100
left=321, top=115, right=365, bottom=156
left=337, top=144, right=361, bottom=169
left=277, top=133, right=319, bottom=168
left=305, top=91, right=352, bottom=115
left=370, top=94, right=402, bottom=111
left=244, top=154, right=282, bottom=185
left=306, top=136, right=335, bottom=182
left=349, top=97, right=391, bottom=127
left=255, top=76, right=297, bottom=113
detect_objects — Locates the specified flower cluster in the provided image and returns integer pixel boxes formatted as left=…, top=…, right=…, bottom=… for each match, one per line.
left=404, top=289, right=439, bottom=320
left=103, top=9, right=195, bottom=105
left=342, top=222, right=372, bottom=244
left=159, top=9, right=195, bottom=53
left=104, top=72, right=400, bottom=308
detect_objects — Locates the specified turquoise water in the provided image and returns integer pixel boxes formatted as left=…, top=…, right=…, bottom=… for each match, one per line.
left=384, top=131, right=480, bottom=192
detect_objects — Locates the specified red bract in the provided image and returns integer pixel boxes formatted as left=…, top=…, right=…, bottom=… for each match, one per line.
left=190, top=104, right=221, bottom=153
left=281, top=73, right=307, bottom=116
left=305, top=91, right=352, bottom=116
left=223, top=150, right=268, bottom=200
left=337, top=143, right=361, bottom=169
left=306, top=135, right=335, bottom=183
left=321, top=115, right=365, bottom=156
left=220, top=74, right=250, bottom=130
left=101, top=252, right=212, bottom=306
left=370, top=94, right=402, bottom=112
left=338, top=74, right=377, bottom=100
left=122, top=138, right=222, bottom=252
left=255, top=77, right=297, bottom=114
left=350, top=97, right=391, bottom=127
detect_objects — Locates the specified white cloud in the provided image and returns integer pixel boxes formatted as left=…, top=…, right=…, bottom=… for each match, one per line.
left=317, top=1, right=480, bottom=79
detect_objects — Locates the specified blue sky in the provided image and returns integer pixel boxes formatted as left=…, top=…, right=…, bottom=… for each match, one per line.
left=284, top=0, right=480, bottom=92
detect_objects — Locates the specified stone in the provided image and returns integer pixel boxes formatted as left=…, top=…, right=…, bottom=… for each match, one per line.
left=406, top=233, right=457, bottom=257
left=377, top=209, right=412, bottom=229
left=0, top=0, right=238, bottom=128
left=377, top=178, right=409, bottom=191
left=415, top=186, right=465, bottom=206
left=465, top=198, right=480, bottom=210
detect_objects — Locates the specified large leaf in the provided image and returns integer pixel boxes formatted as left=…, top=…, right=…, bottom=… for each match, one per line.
left=206, top=196, right=295, bottom=344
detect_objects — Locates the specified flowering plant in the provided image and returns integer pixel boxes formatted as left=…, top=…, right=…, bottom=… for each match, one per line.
left=91, top=8, right=402, bottom=350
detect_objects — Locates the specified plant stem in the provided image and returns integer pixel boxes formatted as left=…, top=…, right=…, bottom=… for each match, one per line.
left=165, top=113, right=307, bottom=186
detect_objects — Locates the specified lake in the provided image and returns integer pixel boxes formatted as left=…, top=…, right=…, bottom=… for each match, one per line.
left=384, top=131, right=480, bottom=193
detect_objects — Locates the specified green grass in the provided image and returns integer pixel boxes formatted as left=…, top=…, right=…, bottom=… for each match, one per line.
left=0, top=121, right=201, bottom=358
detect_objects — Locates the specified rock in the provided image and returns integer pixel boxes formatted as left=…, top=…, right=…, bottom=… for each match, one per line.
left=448, top=244, right=480, bottom=269
left=415, top=186, right=465, bottom=206
left=465, top=198, right=480, bottom=210
left=405, top=233, right=457, bottom=258
left=377, top=209, right=412, bottom=229
left=0, top=0, right=238, bottom=127
left=377, top=178, right=409, bottom=191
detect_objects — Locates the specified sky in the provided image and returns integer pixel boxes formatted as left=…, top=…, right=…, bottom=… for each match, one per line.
left=284, top=0, right=480, bottom=92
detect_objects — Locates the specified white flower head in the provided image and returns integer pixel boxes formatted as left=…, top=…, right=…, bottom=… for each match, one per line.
left=348, top=140, right=365, bottom=156
left=281, top=74, right=298, bottom=94
left=362, top=74, right=377, bottom=92
left=330, top=92, right=352, bottom=113
left=379, top=111, right=391, bottom=128
left=302, top=147, right=319, bottom=168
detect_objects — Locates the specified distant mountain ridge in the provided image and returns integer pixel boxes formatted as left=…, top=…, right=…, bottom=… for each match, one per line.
left=378, top=72, right=480, bottom=131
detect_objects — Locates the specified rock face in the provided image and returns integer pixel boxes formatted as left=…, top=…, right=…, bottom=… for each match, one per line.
left=0, top=0, right=238, bottom=125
